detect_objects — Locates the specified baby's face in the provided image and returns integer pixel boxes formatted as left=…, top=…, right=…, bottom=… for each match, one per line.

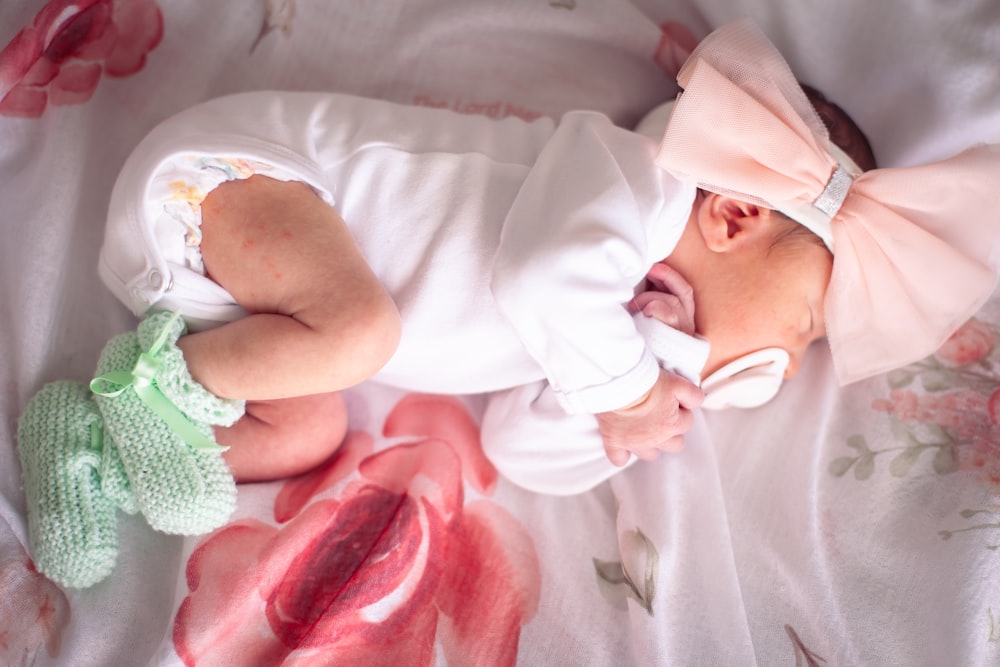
left=694, top=236, right=833, bottom=380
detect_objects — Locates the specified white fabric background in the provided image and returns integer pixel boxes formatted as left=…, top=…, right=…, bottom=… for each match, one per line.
left=2, top=1, right=999, bottom=665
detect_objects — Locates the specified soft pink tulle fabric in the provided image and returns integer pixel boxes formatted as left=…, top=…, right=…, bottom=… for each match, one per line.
left=656, top=19, right=1000, bottom=384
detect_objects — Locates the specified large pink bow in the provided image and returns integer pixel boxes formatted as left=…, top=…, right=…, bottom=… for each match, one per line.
left=655, top=19, right=1000, bottom=385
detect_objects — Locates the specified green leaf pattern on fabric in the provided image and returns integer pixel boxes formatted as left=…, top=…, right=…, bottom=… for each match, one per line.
left=830, top=318, right=1000, bottom=552
left=593, top=527, right=659, bottom=615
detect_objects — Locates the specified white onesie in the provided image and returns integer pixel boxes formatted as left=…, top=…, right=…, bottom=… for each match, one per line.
left=100, top=91, right=697, bottom=418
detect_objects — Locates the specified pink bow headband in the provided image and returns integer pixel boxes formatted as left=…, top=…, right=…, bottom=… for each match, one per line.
left=655, top=19, right=1000, bottom=385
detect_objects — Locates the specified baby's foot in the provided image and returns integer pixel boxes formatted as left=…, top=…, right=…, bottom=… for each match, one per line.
left=17, top=381, right=119, bottom=588
left=92, top=312, right=243, bottom=535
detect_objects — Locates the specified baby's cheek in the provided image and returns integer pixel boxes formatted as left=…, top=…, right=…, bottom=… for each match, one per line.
left=722, top=308, right=762, bottom=339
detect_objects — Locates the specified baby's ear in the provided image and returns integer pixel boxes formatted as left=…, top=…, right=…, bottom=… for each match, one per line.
left=697, top=194, right=771, bottom=253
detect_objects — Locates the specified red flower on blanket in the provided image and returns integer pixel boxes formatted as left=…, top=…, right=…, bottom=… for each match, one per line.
left=173, top=394, right=541, bottom=667
left=0, top=0, right=162, bottom=117
left=0, top=557, right=71, bottom=664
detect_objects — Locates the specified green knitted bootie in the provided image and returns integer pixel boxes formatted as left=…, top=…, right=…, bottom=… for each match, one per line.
left=91, top=311, right=244, bottom=535
left=99, top=431, right=139, bottom=515
left=17, top=381, right=119, bottom=588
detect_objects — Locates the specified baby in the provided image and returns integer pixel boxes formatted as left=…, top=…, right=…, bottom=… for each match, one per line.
left=18, top=20, right=1000, bottom=587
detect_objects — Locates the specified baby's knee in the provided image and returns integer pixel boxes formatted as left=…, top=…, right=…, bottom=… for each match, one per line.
left=308, top=291, right=401, bottom=390
left=351, top=293, right=402, bottom=370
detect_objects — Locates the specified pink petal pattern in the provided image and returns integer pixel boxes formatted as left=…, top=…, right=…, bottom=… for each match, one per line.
left=174, top=394, right=541, bottom=666
left=0, top=0, right=162, bottom=117
left=0, top=557, right=71, bottom=664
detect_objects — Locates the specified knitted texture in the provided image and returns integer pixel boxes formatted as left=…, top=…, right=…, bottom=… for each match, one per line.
left=17, top=381, right=119, bottom=589
left=93, top=312, right=242, bottom=535
left=137, top=312, right=245, bottom=428
left=100, top=434, right=139, bottom=514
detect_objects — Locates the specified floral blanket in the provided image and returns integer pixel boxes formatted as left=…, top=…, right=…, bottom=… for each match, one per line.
left=1, top=1, right=998, bottom=665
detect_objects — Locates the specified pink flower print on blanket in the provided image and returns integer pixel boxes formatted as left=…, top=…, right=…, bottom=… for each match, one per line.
left=831, top=318, right=1000, bottom=550
left=871, top=388, right=1000, bottom=481
left=0, top=557, right=71, bottom=664
left=173, top=394, right=541, bottom=667
left=936, top=318, right=995, bottom=366
left=831, top=319, right=1000, bottom=486
left=0, top=0, right=162, bottom=118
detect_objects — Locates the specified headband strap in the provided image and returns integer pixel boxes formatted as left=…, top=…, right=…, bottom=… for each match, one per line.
left=655, top=19, right=1000, bottom=384
left=813, top=164, right=853, bottom=218
left=773, top=144, right=860, bottom=251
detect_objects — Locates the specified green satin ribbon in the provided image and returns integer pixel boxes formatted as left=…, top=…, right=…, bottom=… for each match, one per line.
left=90, top=313, right=225, bottom=452
left=90, top=421, right=104, bottom=453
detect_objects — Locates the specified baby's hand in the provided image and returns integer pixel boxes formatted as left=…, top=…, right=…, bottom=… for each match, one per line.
left=596, top=369, right=704, bottom=466
left=629, top=262, right=696, bottom=335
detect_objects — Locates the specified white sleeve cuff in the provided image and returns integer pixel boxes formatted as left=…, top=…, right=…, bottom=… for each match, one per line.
left=552, top=346, right=661, bottom=415
left=481, top=381, right=638, bottom=495
left=551, top=316, right=711, bottom=415
left=631, top=313, right=710, bottom=385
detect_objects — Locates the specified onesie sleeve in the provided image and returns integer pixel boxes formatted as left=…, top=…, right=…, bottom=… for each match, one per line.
left=480, top=313, right=711, bottom=495
left=491, top=111, right=694, bottom=415
left=480, top=380, right=630, bottom=495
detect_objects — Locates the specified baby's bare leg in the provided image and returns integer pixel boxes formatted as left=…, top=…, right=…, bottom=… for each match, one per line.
left=177, top=175, right=399, bottom=480
left=219, top=392, right=348, bottom=483
left=179, top=175, right=401, bottom=400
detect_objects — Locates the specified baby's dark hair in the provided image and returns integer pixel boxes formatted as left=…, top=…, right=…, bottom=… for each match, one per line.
left=800, top=84, right=877, bottom=172
left=770, top=84, right=877, bottom=251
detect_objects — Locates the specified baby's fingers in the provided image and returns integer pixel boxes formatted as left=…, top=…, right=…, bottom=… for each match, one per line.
left=604, top=443, right=632, bottom=467
left=671, top=376, right=705, bottom=410
left=633, top=292, right=695, bottom=335
left=645, top=263, right=695, bottom=318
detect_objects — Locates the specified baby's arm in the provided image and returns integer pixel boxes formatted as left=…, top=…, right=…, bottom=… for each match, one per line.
left=492, top=113, right=687, bottom=417
left=484, top=263, right=705, bottom=489
left=598, top=263, right=704, bottom=465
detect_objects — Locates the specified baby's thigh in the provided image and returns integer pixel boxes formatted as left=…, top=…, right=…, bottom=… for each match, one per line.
left=198, top=174, right=371, bottom=318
